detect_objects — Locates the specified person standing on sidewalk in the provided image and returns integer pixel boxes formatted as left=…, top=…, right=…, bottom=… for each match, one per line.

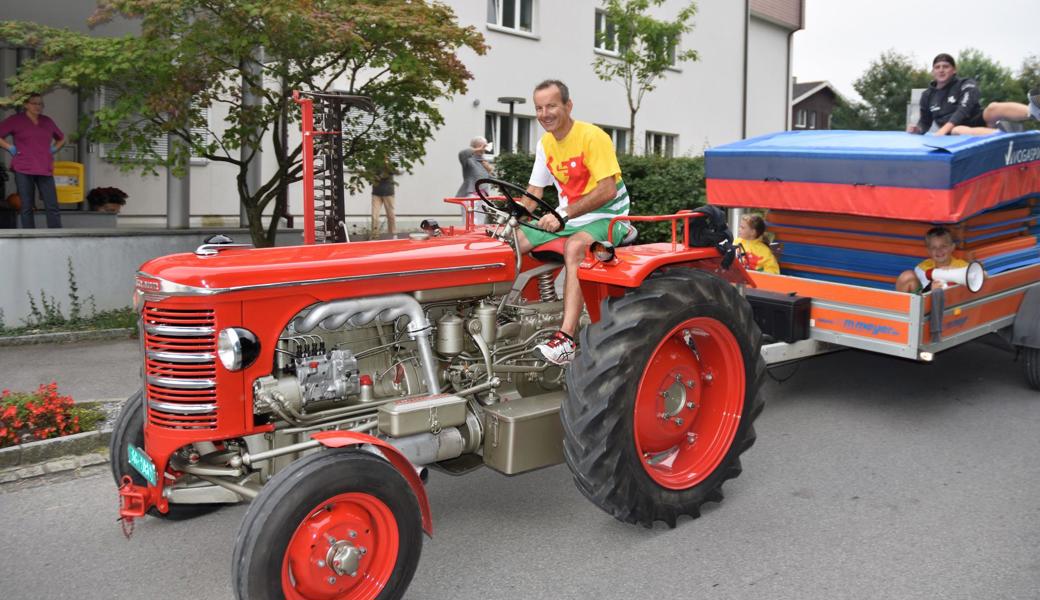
left=370, top=161, right=397, bottom=239
left=0, top=93, right=66, bottom=228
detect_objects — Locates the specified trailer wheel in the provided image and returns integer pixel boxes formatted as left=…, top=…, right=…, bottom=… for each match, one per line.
left=1024, top=347, right=1040, bottom=391
left=109, top=389, right=222, bottom=520
left=233, top=449, right=422, bottom=600
left=562, top=267, right=765, bottom=528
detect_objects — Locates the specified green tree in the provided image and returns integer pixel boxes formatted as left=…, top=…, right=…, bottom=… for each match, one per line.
left=592, top=0, right=699, bottom=154
left=830, top=97, right=872, bottom=130
left=956, top=47, right=1022, bottom=104
left=1016, top=54, right=1040, bottom=96
left=0, top=0, right=486, bottom=247
left=851, top=50, right=930, bottom=131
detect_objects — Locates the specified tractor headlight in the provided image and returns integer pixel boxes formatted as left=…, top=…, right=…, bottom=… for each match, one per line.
left=217, top=327, right=260, bottom=371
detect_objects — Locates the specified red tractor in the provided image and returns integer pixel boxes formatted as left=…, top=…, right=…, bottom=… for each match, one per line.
left=112, top=92, right=764, bottom=600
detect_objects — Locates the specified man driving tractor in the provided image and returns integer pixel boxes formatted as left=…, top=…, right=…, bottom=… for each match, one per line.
left=518, top=79, right=632, bottom=365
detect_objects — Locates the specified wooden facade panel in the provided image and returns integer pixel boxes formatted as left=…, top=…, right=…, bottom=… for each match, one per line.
left=750, top=0, right=803, bottom=30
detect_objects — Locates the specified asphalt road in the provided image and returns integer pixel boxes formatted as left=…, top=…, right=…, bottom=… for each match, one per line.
left=2, top=341, right=1039, bottom=600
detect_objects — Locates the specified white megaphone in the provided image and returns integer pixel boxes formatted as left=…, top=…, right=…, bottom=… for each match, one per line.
left=932, top=261, right=985, bottom=293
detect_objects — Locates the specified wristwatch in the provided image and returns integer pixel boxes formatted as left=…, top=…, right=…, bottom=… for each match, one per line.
left=556, top=205, right=569, bottom=224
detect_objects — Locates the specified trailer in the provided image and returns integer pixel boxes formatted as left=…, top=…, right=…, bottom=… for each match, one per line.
left=705, top=130, right=1040, bottom=387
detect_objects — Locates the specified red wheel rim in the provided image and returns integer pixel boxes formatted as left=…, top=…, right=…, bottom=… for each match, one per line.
left=282, top=492, right=399, bottom=600
left=634, top=317, right=745, bottom=490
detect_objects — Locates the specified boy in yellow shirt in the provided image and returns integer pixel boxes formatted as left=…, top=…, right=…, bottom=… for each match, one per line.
left=895, top=227, right=968, bottom=293
left=735, top=214, right=779, bottom=274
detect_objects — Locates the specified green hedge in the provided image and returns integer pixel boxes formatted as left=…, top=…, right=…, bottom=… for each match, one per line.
left=493, top=152, right=706, bottom=243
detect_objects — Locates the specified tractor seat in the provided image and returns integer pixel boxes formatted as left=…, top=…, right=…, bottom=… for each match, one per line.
left=530, top=223, right=638, bottom=263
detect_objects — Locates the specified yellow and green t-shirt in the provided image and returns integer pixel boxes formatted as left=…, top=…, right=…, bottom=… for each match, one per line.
left=528, top=121, right=629, bottom=227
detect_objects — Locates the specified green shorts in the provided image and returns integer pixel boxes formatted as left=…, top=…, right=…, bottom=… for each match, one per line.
left=520, top=219, right=630, bottom=248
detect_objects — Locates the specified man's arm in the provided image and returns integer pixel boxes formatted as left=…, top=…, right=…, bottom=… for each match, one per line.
left=536, top=176, right=616, bottom=231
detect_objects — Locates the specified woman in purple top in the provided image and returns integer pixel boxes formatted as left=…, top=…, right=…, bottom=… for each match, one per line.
left=0, top=93, right=66, bottom=228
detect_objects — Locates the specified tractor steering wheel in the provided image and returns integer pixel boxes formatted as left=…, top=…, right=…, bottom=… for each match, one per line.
left=475, top=177, right=567, bottom=234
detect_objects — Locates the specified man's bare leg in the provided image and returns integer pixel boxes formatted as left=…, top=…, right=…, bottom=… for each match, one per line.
left=984, top=102, right=1030, bottom=126
left=559, top=232, right=595, bottom=336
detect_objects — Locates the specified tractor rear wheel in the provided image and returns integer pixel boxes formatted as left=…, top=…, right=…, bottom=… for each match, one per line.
left=562, top=267, right=765, bottom=527
left=1024, top=347, right=1040, bottom=391
left=109, top=389, right=223, bottom=520
left=232, top=448, right=422, bottom=600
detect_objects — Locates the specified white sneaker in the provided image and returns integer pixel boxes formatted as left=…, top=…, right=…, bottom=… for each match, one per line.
left=535, top=331, right=576, bottom=366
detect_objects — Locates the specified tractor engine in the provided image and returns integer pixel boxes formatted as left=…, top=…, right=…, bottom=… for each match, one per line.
left=243, top=287, right=566, bottom=473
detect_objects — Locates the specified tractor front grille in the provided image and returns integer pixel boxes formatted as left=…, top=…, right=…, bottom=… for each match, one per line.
left=143, top=306, right=218, bottom=430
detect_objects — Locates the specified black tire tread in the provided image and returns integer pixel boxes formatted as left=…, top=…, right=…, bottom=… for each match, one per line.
left=562, top=268, right=765, bottom=528
left=1024, top=347, right=1040, bottom=391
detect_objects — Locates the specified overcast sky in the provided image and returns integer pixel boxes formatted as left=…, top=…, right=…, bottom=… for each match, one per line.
left=792, top=0, right=1036, bottom=101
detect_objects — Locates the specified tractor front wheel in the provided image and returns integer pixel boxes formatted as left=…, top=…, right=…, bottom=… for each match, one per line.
left=562, top=267, right=765, bottom=527
left=232, top=449, right=423, bottom=600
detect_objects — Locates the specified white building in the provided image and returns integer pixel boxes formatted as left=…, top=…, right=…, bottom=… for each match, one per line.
left=1, top=0, right=803, bottom=230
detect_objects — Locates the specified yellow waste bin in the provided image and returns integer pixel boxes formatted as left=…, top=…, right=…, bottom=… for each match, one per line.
left=53, top=161, right=85, bottom=204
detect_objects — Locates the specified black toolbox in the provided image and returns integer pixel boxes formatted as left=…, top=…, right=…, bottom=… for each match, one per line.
left=744, top=288, right=811, bottom=343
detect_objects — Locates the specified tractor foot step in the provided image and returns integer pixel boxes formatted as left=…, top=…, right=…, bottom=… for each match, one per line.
left=429, top=454, right=485, bottom=476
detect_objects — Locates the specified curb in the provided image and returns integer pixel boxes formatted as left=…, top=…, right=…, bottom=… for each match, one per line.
left=0, top=429, right=112, bottom=485
left=0, top=327, right=136, bottom=347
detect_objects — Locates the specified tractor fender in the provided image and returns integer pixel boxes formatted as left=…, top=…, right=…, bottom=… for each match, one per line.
left=310, top=430, right=433, bottom=536
left=1012, top=285, right=1040, bottom=349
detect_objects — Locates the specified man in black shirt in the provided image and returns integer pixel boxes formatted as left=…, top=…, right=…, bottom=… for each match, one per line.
left=907, top=53, right=985, bottom=136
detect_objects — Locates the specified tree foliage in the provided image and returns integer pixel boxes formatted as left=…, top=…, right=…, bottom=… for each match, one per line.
left=956, top=47, right=1023, bottom=105
left=1016, top=54, right=1040, bottom=97
left=0, top=0, right=486, bottom=246
left=592, top=0, right=698, bottom=154
left=848, top=50, right=930, bottom=131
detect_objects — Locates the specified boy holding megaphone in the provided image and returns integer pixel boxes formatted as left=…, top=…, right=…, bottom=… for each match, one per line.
left=896, top=227, right=981, bottom=293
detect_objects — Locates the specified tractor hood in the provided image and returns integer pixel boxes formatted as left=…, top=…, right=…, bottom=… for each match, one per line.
left=136, top=234, right=516, bottom=296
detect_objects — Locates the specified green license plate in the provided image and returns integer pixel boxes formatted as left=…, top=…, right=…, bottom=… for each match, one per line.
left=128, top=445, right=158, bottom=486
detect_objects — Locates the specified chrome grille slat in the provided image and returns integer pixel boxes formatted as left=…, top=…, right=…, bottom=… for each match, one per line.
left=148, top=401, right=219, bottom=415
left=143, top=305, right=219, bottom=430
left=147, top=350, right=215, bottom=364
left=147, top=375, right=216, bottom=390
left=145, top=324, right=215, bottom=337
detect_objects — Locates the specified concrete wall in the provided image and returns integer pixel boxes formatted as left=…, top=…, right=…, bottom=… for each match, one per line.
left=0, top=229, right=301, bottom=327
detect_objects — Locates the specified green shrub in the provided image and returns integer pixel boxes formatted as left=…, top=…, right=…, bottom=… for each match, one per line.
left=493, top=152, right=706, bottom=243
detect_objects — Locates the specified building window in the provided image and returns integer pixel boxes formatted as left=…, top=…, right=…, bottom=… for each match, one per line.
left=645, top=131, right=677, bottom=157
left=598, top=125, right=629, bottom=154
left=485, top=112, right=534, bottom=154
left=808, top=111, right=817, bottom=129
left=488, top=0, right=534, bottom=34
left=795, top=109, right=807, bottom=128
left=594, top=9, right=617, bottom=53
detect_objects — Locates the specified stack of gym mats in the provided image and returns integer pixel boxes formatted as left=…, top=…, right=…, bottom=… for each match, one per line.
left=704, top=130, right=1040, bottom=290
